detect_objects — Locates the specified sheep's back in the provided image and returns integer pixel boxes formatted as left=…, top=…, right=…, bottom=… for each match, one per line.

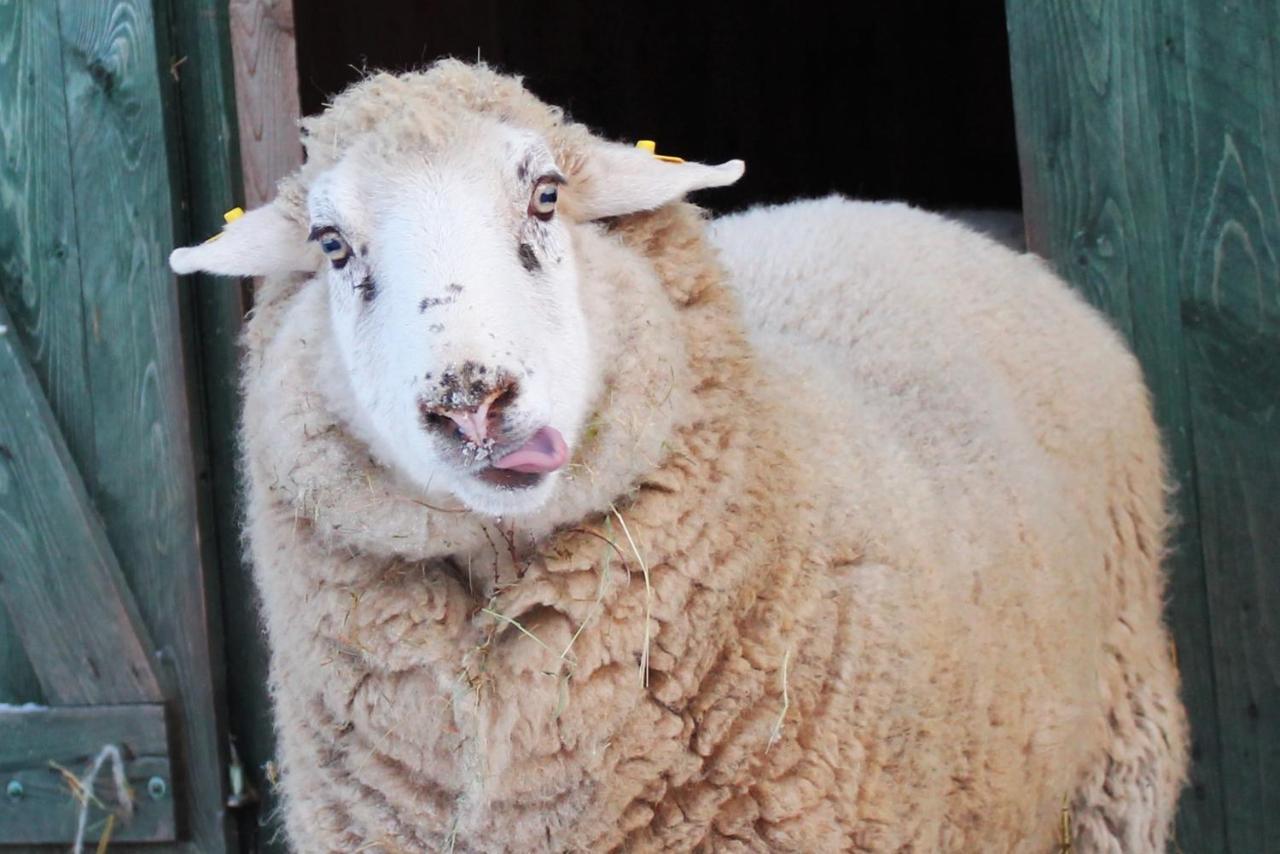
left=710, top=197, right=1170, bottom=845
left=713, top=197, right=1156, bottom=473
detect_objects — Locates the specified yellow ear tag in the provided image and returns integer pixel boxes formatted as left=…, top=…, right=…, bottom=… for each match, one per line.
left=204, top=206, right=245, bottom=243
left=635, top=139, right=685, bottom=164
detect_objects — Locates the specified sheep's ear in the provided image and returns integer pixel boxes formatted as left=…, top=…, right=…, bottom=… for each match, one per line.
left=169, top=202, right=316, bottom=277
left=570, top=142, right=744, bottom=220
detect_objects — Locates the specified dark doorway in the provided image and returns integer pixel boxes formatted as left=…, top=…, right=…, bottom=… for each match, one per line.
left=294, top=2, right=1021, bottom=216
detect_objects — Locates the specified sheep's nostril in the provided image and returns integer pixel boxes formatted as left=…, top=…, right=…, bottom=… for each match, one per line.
left=488, top=384, right=517, bottom=418
left=418, top=378, right=519, bottom=447
left=420, top=408, right=459, bottom=438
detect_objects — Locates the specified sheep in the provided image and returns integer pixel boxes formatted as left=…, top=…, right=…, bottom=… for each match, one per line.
left=170, top=60, right=1187, bottom=852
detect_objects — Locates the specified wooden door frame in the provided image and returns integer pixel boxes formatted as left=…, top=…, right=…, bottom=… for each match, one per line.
left=0, top=0, right=270, bottom=849
left=202, top=2, right=303, bottom=850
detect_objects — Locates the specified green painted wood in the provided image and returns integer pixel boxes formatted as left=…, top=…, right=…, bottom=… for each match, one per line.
left=1005, top=5, right=1223, bottom=847
left=0, top=299, right=164, bottom=706
left=165, top=0, right=286, bottom=849
left=50, top=1, right=235, bottom=850
left=168, top=21, right=285, bottom=854
left=0, top=2, right=98, bottom=485
left=0, top=703, right=175, bottom=844
left=1168, top=4, right=1280, bottom=850
left=1008, top=2, right=1280, bottom=851
left=0, top=0, right=96, bottom=707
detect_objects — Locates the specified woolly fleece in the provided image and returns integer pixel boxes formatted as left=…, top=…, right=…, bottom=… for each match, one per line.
left=237, top=62, right=1187, bottom=852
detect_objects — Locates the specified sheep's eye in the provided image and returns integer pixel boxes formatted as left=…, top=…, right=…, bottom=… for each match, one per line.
left=529, top=179, right=559, bottom=221
left=310, top=227, right=352, bottom=268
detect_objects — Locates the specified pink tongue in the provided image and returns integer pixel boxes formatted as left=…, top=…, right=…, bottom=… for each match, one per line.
left=492, top=426, right=568, bottom=474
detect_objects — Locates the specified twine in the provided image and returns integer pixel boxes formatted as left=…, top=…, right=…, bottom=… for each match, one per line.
left=69, top=744, right=133, bottom=854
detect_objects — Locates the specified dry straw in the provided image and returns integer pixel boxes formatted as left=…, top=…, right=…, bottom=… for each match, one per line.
left=610, top=504, right=653, bottom=688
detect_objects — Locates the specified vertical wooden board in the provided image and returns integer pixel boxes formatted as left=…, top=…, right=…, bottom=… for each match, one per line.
left=225, top=2, right=304, bottom=847
left=0, top=0, right=91, bottom=705
left=52, top=1, right=232, bottom=851
left=0, top=631, right=39, bottom=709
left=0, top=2, right=96, bottom=470
left=1005, top=2, right=1225, bottom=849
left=1170, top=2, right=1280, bottom=849
left=229, top=0, right=303, bottom=209
left=167, top=0, right=288, bottom=849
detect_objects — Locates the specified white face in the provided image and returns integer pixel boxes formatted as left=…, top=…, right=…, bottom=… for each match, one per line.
left=169, top=101, right=744, bottom=517
left=307, top=123, right=594, bottom=515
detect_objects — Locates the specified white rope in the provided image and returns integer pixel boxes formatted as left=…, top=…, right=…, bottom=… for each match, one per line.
left=70, top=744, right=133, bottom=854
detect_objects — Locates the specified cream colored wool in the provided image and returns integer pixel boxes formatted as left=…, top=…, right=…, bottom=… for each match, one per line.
left=235, top=62, right=1187, bottom=852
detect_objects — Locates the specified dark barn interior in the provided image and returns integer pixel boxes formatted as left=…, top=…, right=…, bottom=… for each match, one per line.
left=294, top=2, right=1022, bottom=217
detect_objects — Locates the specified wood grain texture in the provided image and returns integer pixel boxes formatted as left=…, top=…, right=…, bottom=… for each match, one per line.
left=0, top=2, right=95, bottom=473
left=0, top=703, right=175, bottom=844
left=1008, top=2, right=1280, bottom=850
left=1006, top=7, right=1223, bottom=846
left=0, top=299, right=164, bottom=706
left=53, top=1, right=234, bottom=850
left=166, top=0, right=285, bottom=849
left=0, top=0, right=93, bottom=706
left=227, top=3, right=303, bottom=847
left=1170, top=3, right=1280, bottom=850
left=229, top=0, right=302, bottom=209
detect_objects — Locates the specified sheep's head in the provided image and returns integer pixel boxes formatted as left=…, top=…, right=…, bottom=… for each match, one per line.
left=170, top=68, right=741, bottom=516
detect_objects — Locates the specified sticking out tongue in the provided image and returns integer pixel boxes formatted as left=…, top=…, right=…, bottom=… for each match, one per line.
left=492, top=426, right=568, bottom=474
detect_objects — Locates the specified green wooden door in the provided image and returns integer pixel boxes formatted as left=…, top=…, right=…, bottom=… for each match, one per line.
left=0, top=1, right=244, bottom=849
left=1007, top=2, right=1280, bottom=851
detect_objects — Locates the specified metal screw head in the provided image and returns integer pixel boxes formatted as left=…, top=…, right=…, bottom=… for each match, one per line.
left=5, top=779, right=22, bottom=801
left=147, top=776, right=167, bottom=799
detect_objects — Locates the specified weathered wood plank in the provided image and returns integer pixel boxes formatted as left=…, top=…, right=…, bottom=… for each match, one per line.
left=167, top=0, right=287, bottom=848
left=0, top=703, right=175, bottom=844
left=1008, top=2, right=1280, bottom=850
left=0, top=1, right=96, bottom=475
left=0, top=300, right=164, bottom=706
left=1006, top=1, right=1222, bottom=848
left=53, top=1, right=234, bottom=850
left=0, top=0, right=95, bottom=707
left=1169, top=3, right=1280, bottom=850
left=229, top=0, right=302, bottom=209
left=1006, top=3, right=1223, bottom=846
left=226, top=3, right=304, bottom=848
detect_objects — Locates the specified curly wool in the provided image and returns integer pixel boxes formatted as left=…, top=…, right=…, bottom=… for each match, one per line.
left=239, top=62, right=1187, bottom=852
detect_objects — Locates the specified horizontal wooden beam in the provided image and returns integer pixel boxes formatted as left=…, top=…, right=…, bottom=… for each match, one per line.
left=0, top=703, right=175, bottom=844
left=0, top=300, right=164, bottom=705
